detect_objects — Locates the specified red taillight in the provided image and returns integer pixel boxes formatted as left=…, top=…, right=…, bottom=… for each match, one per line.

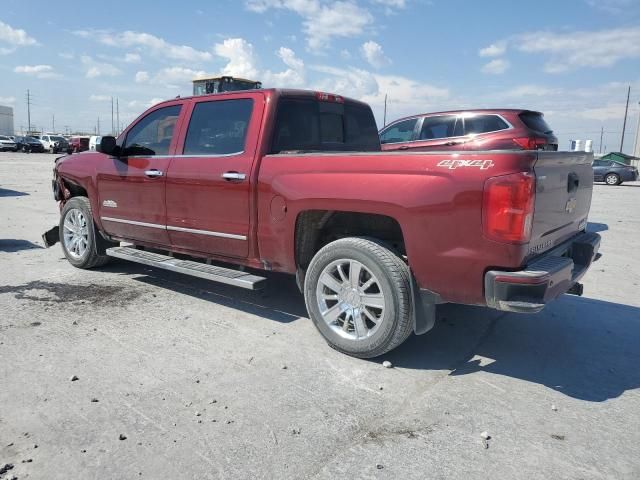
left=483, top=172, right=535, bottom=244
left=513, top=137, right=548, bottom=150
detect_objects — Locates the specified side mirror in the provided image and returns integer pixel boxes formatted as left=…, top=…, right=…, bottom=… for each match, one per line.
left=98, top=136, right=119, bottom=156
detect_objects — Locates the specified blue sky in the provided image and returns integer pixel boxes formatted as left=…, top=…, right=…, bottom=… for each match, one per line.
left=1, top=0, right=640, bottom=153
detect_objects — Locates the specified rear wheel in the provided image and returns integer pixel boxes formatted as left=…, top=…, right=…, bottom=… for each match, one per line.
left=605, top=173, right=621, bottom=185
left=60, top=197, right=114, bottom=269
left=304, top=237, right=413, bottom=358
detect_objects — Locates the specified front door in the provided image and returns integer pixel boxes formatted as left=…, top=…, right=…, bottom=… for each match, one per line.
left=379, top=117, right=418, bottom=151
left=97, top=103, right=183, bottom=245
left=165, top=95, right=262, bottom=258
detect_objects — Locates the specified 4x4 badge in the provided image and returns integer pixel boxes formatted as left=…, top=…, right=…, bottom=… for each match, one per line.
left=437, top=159, right=494, bottom=170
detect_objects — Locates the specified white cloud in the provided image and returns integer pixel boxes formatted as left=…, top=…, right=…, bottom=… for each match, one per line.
left=135, top=71, right=150, bottom=83
left=372, top=0, right=406, bottom=8
left=214, top=38, right=259, bottom=78
left=81, top=56, right=122, bottom=78
left=479, top=42, right=506, bottom=57
left=311, top=65, right=448, bottom=111
left=124, top=52, right=141, bottom=63
left=14, top=64, right=60, bottom=79
left=245, top=0, right=373, bottom=49
left=59, top=52, right=74, bottom=59
left=361, top=40, right=391, bottom=68
left=585, top=0, right=634, bottom=14
left=263, top=47, right=305, bottom=87
left=500, top=84, right=562, bottom=98
left=0, top=96, right=16, bottom=104
left=516, top=27, right=640, bottom=73
left=89, top=95, right=111, bottom=102
left=73, top=29, right=212, bottom=62
left=154, top=67, right=206, bottom=86
left=0, top=21, right=37, bottom=47
left=483, top=26, right=640, bottom=74
left=481, top=58, right=509, bottom=74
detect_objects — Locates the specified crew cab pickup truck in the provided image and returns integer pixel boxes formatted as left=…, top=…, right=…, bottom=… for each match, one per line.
left=44, top=89, right=601, bottom=358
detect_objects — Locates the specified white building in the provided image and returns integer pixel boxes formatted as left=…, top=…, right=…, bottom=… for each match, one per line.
left=0, top=106, right=14, bottom=136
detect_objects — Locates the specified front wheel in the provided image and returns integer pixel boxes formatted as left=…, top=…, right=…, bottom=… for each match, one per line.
left=605, top=173, right=621, bottom=185
left=304, top=237, right=413, bottom=358
left=60, top=197, right=113, bottom=269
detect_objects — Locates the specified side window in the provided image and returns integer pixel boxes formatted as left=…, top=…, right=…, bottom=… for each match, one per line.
left=123, top=105, right=181, bottom=156
left=183, top=99, right=253, bottom=155
left=419, top=115, right=461, bottom=140
left=593, top=160, right=604, bottom=167
left=464, top=115, right=509, bottom=135
left=380, top=118, right=417, bottom=144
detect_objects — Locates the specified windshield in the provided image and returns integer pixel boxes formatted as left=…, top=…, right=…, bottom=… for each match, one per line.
left=51, top=136, right=65, bottom=141
left=0, top=136, right=10, bottom=140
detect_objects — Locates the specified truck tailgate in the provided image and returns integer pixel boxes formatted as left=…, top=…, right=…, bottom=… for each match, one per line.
left=528, top=151, right=593, bottom=258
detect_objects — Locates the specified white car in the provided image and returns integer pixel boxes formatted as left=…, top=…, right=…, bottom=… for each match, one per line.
left=0, top=135, right=18, bottom=152
left=89, top=135, right=102, bottom=151
left=35, top=134, right=65, bottom=153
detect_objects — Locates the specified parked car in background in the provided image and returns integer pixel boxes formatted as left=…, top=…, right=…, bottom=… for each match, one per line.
left=0, top=135, right=18, bottom=151
left=592, top=159, right=639, bottom=185
left=380, top=109, right=559, bottom=152
left=36, top=134, right=69, bottom=153
left=50, top=135, right=69, bottom=153
left=68, top=136, right=90, bottom=153
left=15, top=136, right=46, bottom=153
left=89, top=136, right=102, bottom=151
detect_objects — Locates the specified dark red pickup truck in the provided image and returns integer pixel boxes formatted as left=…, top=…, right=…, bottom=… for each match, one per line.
left=45, top=89, right=601, bottom=358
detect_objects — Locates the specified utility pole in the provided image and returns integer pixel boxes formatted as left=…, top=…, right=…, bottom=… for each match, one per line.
left=116, top=98, right=120, bottom=135
left=620, top=85, right=630, bottom=152
left=26, top=89, right=32, bottom=133
left=633, top=102, right=640, bottom=158
left=52, top=114, right=55, bottom=133
left=599, top=126, right=604, bottom=153
left=97, top=117, right=100, bottom=135
left=383, top=94, right=388, bottom=127
left=111, top=96, right=114, bottom=135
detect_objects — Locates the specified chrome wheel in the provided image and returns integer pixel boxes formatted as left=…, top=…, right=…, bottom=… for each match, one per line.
left=316, top=259, right=386, bottom=340
left=605, top=174, right=619, bottom=185
left=63, top=208, right=89, bottom=258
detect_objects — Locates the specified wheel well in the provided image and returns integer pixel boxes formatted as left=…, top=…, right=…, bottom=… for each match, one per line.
left=295, top=210, right=405, bottom=270
left=63, top=179, right=88, bottom=198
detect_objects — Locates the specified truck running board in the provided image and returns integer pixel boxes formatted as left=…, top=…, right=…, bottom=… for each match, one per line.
left=106, top=246, right=266, bottom=290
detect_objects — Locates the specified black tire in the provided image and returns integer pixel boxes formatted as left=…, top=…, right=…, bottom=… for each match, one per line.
left=59, top=196, right=115, bottom=269
left=304, top=237, right=413, bottom=358
left=605, top=173, right=621, bottom=185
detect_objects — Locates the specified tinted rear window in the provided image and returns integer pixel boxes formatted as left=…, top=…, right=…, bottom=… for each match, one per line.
left=519, top=112, right=553, bottom=133
left=271, top=98, right=380, bottom=153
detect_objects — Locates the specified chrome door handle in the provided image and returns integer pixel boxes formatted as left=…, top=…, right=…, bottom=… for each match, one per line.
left=144, top=169, right=164, bottom=178
left=222, top=172, right=246, bottom=181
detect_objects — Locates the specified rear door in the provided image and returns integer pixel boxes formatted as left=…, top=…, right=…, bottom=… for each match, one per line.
left=462, top=114, right=513, bottom=150
left=405, top=115, right=464, bottom=151
left=165, top=94, right=263, bottom=258
left=96, top=103, right=183, bottom=245
left=527, top=152, right=594, bottom=258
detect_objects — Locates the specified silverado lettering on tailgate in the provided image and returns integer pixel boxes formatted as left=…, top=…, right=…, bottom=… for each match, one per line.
left=437, top=159, right=494, bottom=170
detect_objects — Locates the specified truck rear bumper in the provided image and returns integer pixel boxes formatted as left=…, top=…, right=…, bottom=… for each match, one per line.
left=484, top=231, right=601, bottom=313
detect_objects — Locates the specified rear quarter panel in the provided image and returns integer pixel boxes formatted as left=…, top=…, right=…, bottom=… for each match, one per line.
left=257, top=151, right=538, bottom=305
